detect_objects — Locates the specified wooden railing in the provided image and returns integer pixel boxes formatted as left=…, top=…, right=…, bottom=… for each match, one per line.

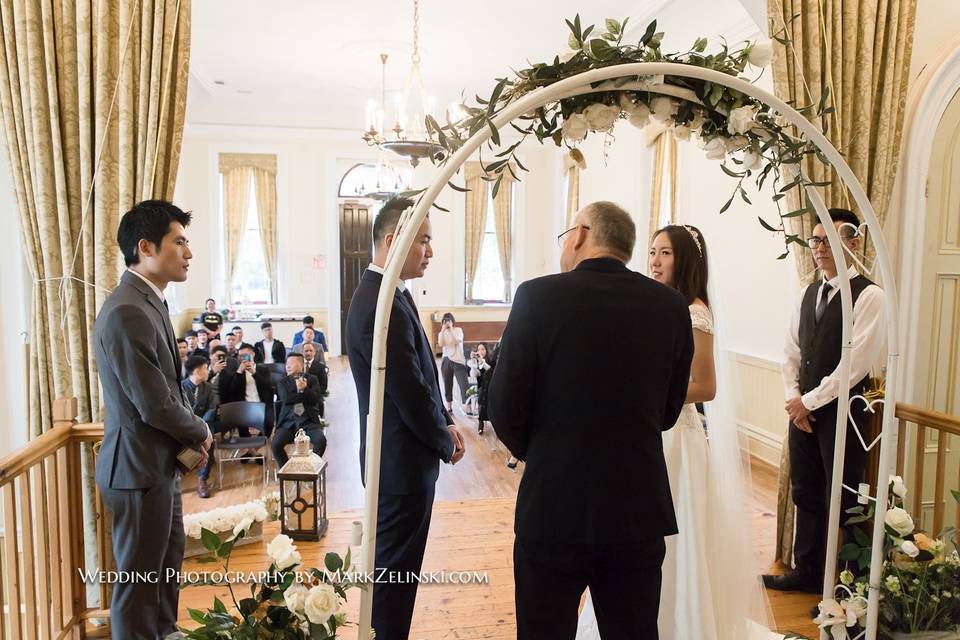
left=0, top=398, right=109, bottom=640
left=894, top=403, right=960, bottom=534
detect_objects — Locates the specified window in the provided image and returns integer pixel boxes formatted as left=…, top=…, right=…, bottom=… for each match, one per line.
left=338, top=162, right=408, bottom=199
left=468, top=186, right=508, bottom=303
left=230, top=179, right=271, bottom=305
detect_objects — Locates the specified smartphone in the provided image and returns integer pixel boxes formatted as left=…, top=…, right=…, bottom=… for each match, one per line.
left=241, top=353, right=252, bottom=363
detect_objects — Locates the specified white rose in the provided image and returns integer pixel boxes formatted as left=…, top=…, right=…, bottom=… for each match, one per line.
left=266, top=534, right=302, bottom=570
left=727, top=105, right=757, bottom=135
left=889, top=475, right=907, bottom=499
left=627, top=102, right=651, bottom=128
left=233, top=517, right=254, bottom=538
left=742, top=149, right=762, bottom=171
left=901, top=540, right=920, bottom=558
left=700, top=137, right=726, bottom=161
left=583, top=103, right=620, bottom=132
left=672, top=124, right=692, bottom=141
left=284, top=584, right=309, bottom=616
left=561, top=113, right=588, bottom=142
left=814, top=599, right=849, bottom=636
left=885, top=507, right=915, bottom=536
left=650, top=96, right=679, bottom=123
left=747, top=39, right=774, bottom=68
left=304, top=583, right=339, bottom=624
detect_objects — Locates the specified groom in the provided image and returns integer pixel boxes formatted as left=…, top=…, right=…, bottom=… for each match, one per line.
left=489, top=201, right=694, bottom=640
left=347, top=196, right=465, bottom=640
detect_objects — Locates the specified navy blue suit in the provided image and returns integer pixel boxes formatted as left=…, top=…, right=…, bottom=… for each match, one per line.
left=346, top=268, right=455, bottom=640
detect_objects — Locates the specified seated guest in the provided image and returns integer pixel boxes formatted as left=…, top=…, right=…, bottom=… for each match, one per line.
left=220, top=343, right=274, bottom=446
left=290, top=327, right=326, bottom=363
left=292, top=315, right=328, bottom=351
left=207, top=337, right=221, bottom=354
left=207, top=345, right=230, bottom=407
left=177, top=338, right=189, bottom=377
left=181, top=356, right=223, bottom=498
left=272, top=353, right=327, bottom=467
left=196, top=330, right=209, bottom=353
left=224, top=332, right=240, bottom=359
left=231, top=325, right=246, bottom=346
left=302, top=342, right=328, bottom=417
left=184, top=329, right=202, bottom=356
left=254, top=321, right=286, bottom=364
left=200, top=298, right=224, bottom=339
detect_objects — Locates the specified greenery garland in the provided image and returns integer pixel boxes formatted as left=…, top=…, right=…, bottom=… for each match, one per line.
left=419, top=15, right=836, bottom=259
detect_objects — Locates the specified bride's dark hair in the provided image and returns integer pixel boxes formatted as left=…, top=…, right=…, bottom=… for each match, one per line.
left=652, top=225, right=709, bottom=307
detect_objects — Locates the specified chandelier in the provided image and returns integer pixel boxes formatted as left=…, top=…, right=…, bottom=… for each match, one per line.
left=361, top=0, right=445, bottom=168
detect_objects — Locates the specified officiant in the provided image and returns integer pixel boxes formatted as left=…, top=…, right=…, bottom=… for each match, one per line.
left=765, top=208, right=886, bottom=593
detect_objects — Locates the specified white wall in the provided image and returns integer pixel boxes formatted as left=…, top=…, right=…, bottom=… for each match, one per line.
left=0, top=148, right=31, bottom=457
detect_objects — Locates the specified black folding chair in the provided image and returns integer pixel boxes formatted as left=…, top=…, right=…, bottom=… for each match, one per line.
left=217, top=401, right=268, bottom=488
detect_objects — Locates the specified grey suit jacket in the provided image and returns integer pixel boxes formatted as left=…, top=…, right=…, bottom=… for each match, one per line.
left=290, top=341, right=326, bottom=363
left=94, top=271, right=209, bottom=489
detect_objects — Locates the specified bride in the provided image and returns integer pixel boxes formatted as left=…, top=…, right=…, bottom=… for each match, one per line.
left=576, top=224, right=772, bottom=639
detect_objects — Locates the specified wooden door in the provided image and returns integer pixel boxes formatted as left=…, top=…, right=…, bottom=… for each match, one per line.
left=340, top=201, right=373, bottom=353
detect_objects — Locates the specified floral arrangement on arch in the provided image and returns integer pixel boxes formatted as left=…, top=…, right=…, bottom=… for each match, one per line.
left=418, top=15, right=835, bottom=259
left=169, top=523, right=358, bottom=640
left=807, top=477, right=960, bottom=640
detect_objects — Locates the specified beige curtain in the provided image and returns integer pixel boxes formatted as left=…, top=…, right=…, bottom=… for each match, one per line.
left=252, top=167, right=277, bottom=303
left=492, top=170, right=515, bottom=302
left=463, top=162, right=488, bottom=301
left=220, top=165, right=253, bottom=295
left=0, top=0, right=191, bottom=613
left=647, top=128, right=678, bottom=241
left=768, top=0, right=917, bottom=566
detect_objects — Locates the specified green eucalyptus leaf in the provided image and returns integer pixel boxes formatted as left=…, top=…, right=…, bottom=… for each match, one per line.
left=605, top=18, right=621, bottom=35
left=641, top=20, right=657, bottom=46
left=757, top=216, right=778, bottom=232
left=201, top=528, right=220, bottom=553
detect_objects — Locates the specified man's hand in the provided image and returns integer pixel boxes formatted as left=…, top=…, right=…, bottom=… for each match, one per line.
left=448, top=425, right=465, bottom=464
left=793, top=414, right=816, bottom=434
left=203, top=428, right=214, bottom=452
left=212, top=357, right=227, bottom=374
left=196, top=447, right=209, bottom=472
left=785, top=396, right=811, bottom=423
left=295, top=376, right=307, bottom=392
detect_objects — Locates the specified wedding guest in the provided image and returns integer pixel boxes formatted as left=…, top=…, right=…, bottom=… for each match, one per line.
left=200, top=298, right=223, bottom=339
left=302, top=342, right=329, bottom=417
left=438, top=313, right=470, bottom=412
left=184, top=330, right=199, bottom=355
left=468, top=343, right=493, bottom=433
left=196, top=330, right=209, bottom=353
left=272, top=353, right=327, bottom=467
left=177, top=338, right=189, bottom=378
left=346, top=196, right=464, bottom=640
left=220, top=344, right=273, bottom=445
left=231, top=325, right=245, bottom=346
left=182, top=356, right=222, bottom=499
left=224, top=332, right=240, bottom=359
left=94, top=200, right=212, bottom=639
left=293, top=315, right=328, bottom=351
left=763, top=208, right=886, bottom=593
left=291, top=327, right=326, bottom=363
left=254, top=321, right=286, bottom=364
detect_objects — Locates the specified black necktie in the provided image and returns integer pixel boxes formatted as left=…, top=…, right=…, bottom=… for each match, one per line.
left=815, top=282, right=832, bottom=323
left=402, top=288, right=419, bottom=317
left=163, top=299, right=169, bottom=311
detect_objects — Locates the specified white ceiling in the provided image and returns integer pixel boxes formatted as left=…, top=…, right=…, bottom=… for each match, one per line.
left=187, top=0, right=761, bottom=129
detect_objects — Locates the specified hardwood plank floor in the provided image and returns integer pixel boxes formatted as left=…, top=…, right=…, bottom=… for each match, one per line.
left=178, top=356, right=818, bottom=638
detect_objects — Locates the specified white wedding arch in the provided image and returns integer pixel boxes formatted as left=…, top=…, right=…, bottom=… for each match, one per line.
left=358, top=62, right=901, bottom=640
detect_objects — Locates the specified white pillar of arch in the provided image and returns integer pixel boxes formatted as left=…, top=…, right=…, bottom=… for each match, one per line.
left=357, top=62, right=900, bottom=640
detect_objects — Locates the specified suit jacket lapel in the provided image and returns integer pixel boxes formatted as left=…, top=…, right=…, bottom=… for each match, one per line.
left=121, top=272, right=183, bottom=388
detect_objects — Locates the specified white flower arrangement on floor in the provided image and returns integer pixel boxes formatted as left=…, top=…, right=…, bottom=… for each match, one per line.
left=183, top=492, right=280, bottom=540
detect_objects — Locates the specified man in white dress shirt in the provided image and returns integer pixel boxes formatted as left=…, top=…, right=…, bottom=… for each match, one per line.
left=764, top=208, right=886, bottom=593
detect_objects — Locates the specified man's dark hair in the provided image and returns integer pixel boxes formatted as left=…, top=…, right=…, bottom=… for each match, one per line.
left=205, top=298, right=215, bottom=304
left=225, top=332, right=238, bottom=342
left=302, top=315, right=314, bottom=325
left=116, top=200, right=192, bottom=267
left=239, top=343, right=255, bottom=353
left=210, top=345, right=228, bottom=356
left=176, top=338, right=187, bottom=346
left=185, top=330, right=198, bottom=338
left=373, top=197, right=414, bottom=246
left=286, top=352, right=305, bottom=362
left=261, top=321, right=272, bottom=329
left=232, top=326, right=242, bottom=333
left=185, top=355, right=209, bottom=376
left=828, top=208, right=861, bottom=231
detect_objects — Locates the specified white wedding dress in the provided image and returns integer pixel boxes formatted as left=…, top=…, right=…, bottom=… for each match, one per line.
left=576, top=304, right=777, bottom=640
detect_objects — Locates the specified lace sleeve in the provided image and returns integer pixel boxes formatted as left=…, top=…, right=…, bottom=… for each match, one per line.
left=689, top=304, right=714, bottom=335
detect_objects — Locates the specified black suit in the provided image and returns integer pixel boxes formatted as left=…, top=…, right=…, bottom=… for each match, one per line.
left=304, top=358, right=328, bottom=417
left=346, top=268, right=455, bottom=640
left=220, top=360, right=275, bottom=435
left=254, top=339, right=286, bottom=364
left=489, top=258, right=694, bottom=640
left=272, top=373, right=327, bottom=466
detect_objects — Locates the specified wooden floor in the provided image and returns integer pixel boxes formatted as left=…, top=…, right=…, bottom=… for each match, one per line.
left=179, top=357, right=818, bottom=638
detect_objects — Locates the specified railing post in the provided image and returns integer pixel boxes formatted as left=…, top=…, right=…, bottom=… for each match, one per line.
left=53, top=399, right=85, bottom=639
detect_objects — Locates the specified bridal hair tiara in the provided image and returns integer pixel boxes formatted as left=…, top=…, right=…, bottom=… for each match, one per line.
left=683, top=225, right=703, bottom=257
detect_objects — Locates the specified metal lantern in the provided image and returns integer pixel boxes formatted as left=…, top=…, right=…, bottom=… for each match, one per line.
left=277, top=429, right=328, bottom=540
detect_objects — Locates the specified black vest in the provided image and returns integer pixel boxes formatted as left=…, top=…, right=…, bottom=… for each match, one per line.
left=798, top=274, right=875, bottom=401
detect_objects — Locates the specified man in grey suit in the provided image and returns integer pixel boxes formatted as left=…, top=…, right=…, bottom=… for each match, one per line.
left=94, top=200, right=213, bottom=639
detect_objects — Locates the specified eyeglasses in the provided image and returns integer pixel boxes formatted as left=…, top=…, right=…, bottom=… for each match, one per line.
left=806, top=234, right=856, bottom=249
left=557, top=224, right=591, bottom=248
